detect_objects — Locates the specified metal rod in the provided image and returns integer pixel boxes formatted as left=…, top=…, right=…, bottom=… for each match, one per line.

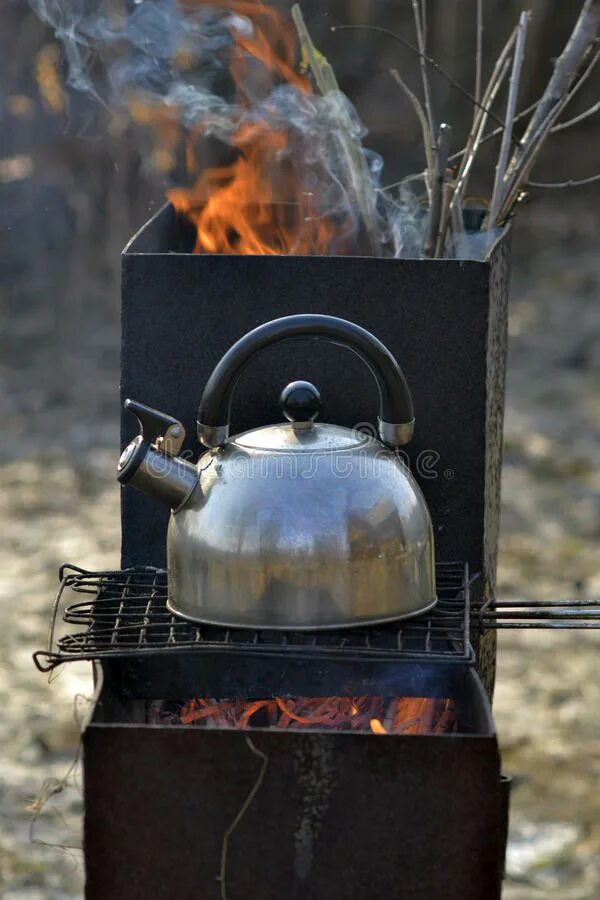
left=483, top=622, right=600, bottom=630
left=490, top=599, right=600, bottom=607
left=483, top=610, right=600, bottom=619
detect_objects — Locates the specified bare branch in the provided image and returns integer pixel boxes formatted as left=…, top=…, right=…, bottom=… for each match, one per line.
left=496, top=89, right=573, bottom=222
left=488, top=11, right=530, bottom=226
left=292, top=4, right=337, bottom=94
left=459, top=0, right=485, bottom=235
left=450, top=196, right=464, bottom=240
left=508, top=0, right=600, bottom=174
left=292, top=4, right=381, bottom=255
left=421, top=0, right=428, bottom=42
left=449, top=45, right=600, bottom=162
left=552, top=97, right=600, bottom=131
left=554, top=44, right=600, bottom=108
left=453, top=56, right=512, bottom=207
left=390, top=68, right=435, bottom=196
left=497, top=25, right=600, bottom=224
left=424, top=123, right=451, bottom=258
left=527, top=172, right=600, bottom=187
left=330, top=23, right=514, bottom=135
left=475, top=0, right=484, bottom=105
left=451, top=24, right=518, bottom=211
left=219, top=738, right=268, bottom=900
left=411, top=0, right=436, bottom=143
left=454, top=24, right=517, bottom=180
left=448, top=98, right=535, bottom=163
left=380, top=172, right=429, bottom=193
left=435, top=179, right=455, bottom=258
left=420, top=0, right=429, bottom=106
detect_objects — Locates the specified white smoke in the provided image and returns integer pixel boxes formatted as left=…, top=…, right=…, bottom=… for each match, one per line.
left=29, top=0, right=492, bottom=259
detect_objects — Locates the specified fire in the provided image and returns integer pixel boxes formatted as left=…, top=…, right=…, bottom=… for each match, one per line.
left=166, top=0, right=348, bottom=255
left=369, top=718, right=387, bottom=735
left=179, top=696, right=457, bottom=734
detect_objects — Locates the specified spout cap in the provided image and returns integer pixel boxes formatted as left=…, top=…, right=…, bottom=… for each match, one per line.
left=117, top=440, right=199, bottom=510
left=117, top=435, right=147, bottom=485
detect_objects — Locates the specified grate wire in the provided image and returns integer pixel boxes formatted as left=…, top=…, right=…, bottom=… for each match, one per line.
left=34, top=562, right=474, bottom=672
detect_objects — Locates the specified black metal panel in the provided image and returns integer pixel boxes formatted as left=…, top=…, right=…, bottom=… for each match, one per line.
left=113, top=655, right=469, bottom=704
left=120, top=205, right=510, bottom=609
left=83, top=669, right=507, bottom=900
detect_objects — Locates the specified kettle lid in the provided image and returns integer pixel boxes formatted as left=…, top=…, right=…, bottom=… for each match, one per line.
left=232, top=421, right=370, bottom=453
left=231, top=381, right=372, bottom=453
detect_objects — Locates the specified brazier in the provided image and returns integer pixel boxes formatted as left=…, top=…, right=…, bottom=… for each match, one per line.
left=121, top=204, right=510, bottom=690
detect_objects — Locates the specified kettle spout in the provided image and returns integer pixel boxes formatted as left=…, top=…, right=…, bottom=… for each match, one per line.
left=117, top=400, right=199, bottom=510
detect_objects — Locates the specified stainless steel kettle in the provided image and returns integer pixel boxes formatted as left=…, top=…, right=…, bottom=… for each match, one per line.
left=118, top=314, right=436, bottom=629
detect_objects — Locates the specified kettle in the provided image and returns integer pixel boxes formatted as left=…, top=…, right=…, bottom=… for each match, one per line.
left=117, top=314, right=436, bottom=629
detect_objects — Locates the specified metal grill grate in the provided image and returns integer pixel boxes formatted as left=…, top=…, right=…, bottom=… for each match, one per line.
left=34, top=562, right=474, bottom=671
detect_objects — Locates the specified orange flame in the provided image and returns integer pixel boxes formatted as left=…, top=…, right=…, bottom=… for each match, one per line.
left=166, top=0, right=348, bottom=255
left=369, top=718, right=387, bottom=735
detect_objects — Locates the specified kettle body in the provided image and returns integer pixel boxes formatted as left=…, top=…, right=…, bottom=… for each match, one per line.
left=118, top=314, right=436, bottom=629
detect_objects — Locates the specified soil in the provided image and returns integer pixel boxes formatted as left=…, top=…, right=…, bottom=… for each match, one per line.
left=0, top=198, right=598, bottom=898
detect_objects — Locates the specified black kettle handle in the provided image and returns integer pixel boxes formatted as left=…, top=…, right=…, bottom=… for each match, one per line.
left=197, top=314, right=414, bottom=448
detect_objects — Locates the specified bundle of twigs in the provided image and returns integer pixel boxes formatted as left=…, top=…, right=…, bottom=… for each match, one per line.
left=332, top=0, right=600, bottom=257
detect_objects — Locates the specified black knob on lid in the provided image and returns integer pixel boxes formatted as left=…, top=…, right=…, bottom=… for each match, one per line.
left=280, top=381, right=321, bottom=423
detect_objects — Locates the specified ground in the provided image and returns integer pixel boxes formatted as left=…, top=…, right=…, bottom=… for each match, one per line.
left=0, top=199, right=598, bottom=898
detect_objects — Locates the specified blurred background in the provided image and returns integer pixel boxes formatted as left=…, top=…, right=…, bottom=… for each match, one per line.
left=1, top=1, right=598, bottom=897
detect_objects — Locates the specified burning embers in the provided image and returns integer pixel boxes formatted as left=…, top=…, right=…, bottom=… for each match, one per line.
left=176, top=696, right=457, bottom=735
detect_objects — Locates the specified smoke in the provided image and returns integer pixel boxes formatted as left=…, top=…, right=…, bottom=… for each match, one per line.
left=453, top=225, right=504, bottom=260
left=29, top=0, right=492, bottom=259
left=29, top=1, right=235, bottom=112
left=386, top=179, right=428, bottom=259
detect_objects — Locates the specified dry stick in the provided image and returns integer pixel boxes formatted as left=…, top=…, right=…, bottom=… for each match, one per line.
left=488, top=11, right=530, bottom=227
left=553, top=97, right=600, bottom=131
left=384, top=10, right=600, bottom=204
left=373, top=21, right=517, bottom=235
left=550, top=45, right=600, bottom=127
left=390, top=68, right=435, bottom=199
left=510, top=0, right=600, bottom=174
left=292, top=4, right=381, bottom=255
left=496, top=88, right=574, bottom=223
left=219, top=737, right=268, bottom=900
left=330, top=23, right=513, bottom=134
left=447, top=44, right=600, bottom=164
left=435, top=179, right=455, bottom=258
left=453, top=25, right=517, bottom=188
left=449, top=100, right=531, bottom=164
left=412, top=0, right=436, bottom=143
left=454, top=0, right=484, bottom=238
left=497, top=13, right=600, bottom=223
left=380, top=171, right=429, bottom=192
left=380, top=52, right=510, bottom=214
left=528, top=172, right=600, bottom=188
left=454, top=57, right=512, bottom=201
left=450, top=192, right=464, bottom=240
left=451, top=27, right=517, bottom=214
left=424, top=122, right=451, bottom=258
left=292, top=3, right=336, bottom=94
left=475, top=0, right=484, bottom=105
